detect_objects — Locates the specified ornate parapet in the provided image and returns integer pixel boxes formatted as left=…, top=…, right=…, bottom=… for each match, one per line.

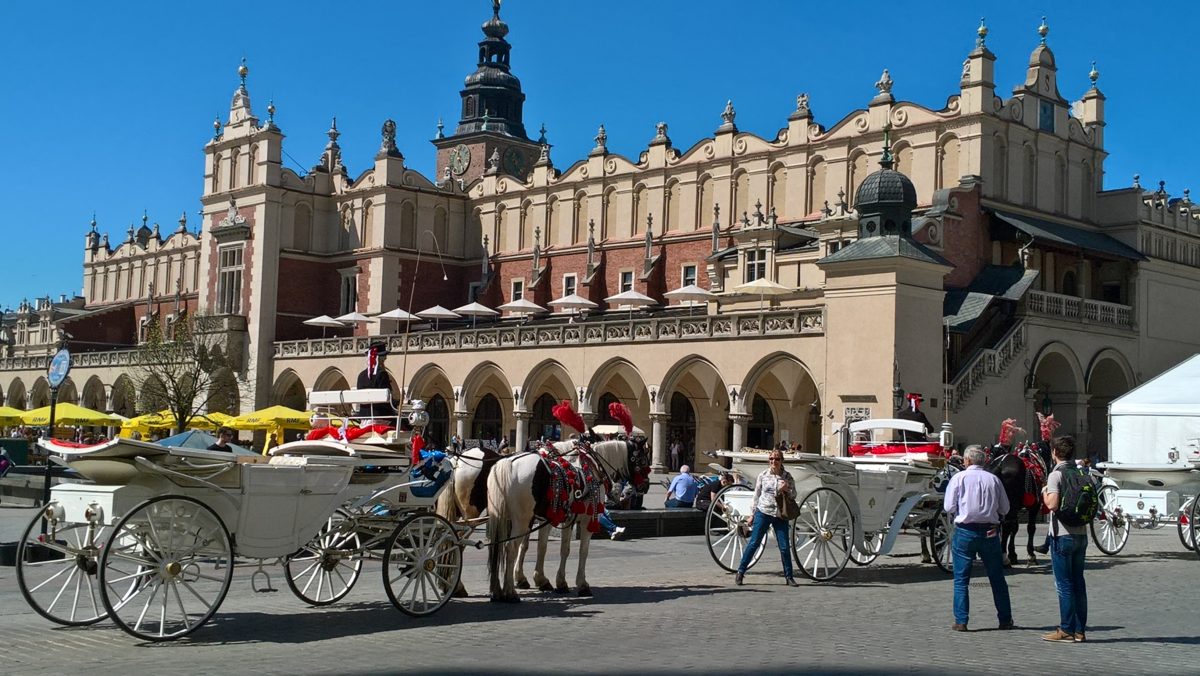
left=274, top=307, right=825, bottom=359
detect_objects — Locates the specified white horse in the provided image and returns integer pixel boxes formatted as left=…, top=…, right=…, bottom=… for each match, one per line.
left=486, top=438, right=649, bottom=602
left=434, top=445, right=502, bottom=597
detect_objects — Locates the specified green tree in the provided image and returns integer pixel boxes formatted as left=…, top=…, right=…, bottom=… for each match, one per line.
left=130, top=314, right=249, bottom=434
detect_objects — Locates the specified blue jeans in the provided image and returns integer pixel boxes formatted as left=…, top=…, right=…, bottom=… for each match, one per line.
left=951, top=524, right=1012, bottom=626
left=597, top=511, right=618, bottom=534
left=1050, top=534, right=1088, bottom=634
left=664, top=498, right=693, bottom=509
left=737, top=511, right=793, bottom=579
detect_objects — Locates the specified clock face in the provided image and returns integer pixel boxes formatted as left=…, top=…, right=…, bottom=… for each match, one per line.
left=449, top=145, right=471, bottom=176
left=503, top=146, right=527, bottom=177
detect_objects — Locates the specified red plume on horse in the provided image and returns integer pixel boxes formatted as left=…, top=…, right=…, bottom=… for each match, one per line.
left=998, top=418, right=1024, bottom=446
left=608, top=402, right=634, bottom=436
left=552, top=400, right=585, bottom=435
left=1037, top=412, right=1060, bottom=442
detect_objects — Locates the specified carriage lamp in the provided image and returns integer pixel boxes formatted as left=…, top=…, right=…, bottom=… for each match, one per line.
left=43, top=503, right=65, bottom=524
left=84, top=503, right=105, bottom=526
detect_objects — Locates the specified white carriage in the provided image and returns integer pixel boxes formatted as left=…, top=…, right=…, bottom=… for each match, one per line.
left=706, top=418, right=955, bottom=581
left=15, top=389, right=463, bottom=641
left=1091, top=356, right=1200, bottom=555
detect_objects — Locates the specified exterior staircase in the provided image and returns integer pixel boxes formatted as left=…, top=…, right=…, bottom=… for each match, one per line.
left=944, top=320, right=1027, bottom=412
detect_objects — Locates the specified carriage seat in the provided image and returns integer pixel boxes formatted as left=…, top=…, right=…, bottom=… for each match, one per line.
left=409, top=450, right=452, bottom=498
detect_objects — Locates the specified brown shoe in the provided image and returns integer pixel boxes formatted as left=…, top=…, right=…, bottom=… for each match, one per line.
left=1074, top=632, right=1086, bottom=643
left=951, top=623, right=968, bottom=632
left=999, top=622, right=1015, bottom=630
left=1041, top=628, right=1075, bottom=642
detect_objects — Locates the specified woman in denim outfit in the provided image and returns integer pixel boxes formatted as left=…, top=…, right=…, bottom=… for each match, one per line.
left=734, top=451, right=798, bottom=586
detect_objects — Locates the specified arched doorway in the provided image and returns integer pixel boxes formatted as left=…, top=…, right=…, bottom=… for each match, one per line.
left=110, top=376, right=136, bottom=418
left=472, top=393, right=502, bottom=443
left=426, top=394, right=450, bottom=448
left=1086, top=353, right=1134, bottom=462
left=1031, top=344, right=1085, bottom=444
left=747, top=394, right=775, bottom=449
left=667, top=392, right=696, bottom=464
left=596, top=392, right=621, bottom=426
left=529, top=393, right=561, bottom=442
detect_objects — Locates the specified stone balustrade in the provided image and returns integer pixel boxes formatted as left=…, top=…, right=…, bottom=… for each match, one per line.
left=1025, top=290, right=1134, bottom=329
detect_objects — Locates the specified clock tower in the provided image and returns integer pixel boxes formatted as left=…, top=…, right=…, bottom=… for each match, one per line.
left=434, top=0, right=539, bottom=186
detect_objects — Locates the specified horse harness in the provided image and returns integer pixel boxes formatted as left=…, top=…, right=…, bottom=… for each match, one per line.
left=539, top=440, right=610, bottom=532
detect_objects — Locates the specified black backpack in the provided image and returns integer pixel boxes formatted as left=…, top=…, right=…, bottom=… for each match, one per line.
left=1054, top=466, right=1099, bottom=527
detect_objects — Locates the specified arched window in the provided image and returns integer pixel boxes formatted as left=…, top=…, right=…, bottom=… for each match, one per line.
left=665, top=180, right=681, bottom=232
left=573, top=192, right=588, bottom=244
left=769, top=165, right=787, bottom=219
left=747, top=394, right=775, bottom=449
left=733, top=171, right=750, bottom=221
left=808, top=159, right=826, bottom=215
left=546, top=198, right=559, bottom=246
left=530, top=393, right=560, bottom=441
left=1055, top=154, right=1068, bottom=213
left=426, top=394, right=449, bottom=448
left=633, top=184, right=648, bottom=236
left=938, top=136, right=961, bottom=190
left=1024, top=145, right=1037, bottom=207
left=361, top=201, right=374, bottom=249
left=247, top=144, right=257, bottom=186
left=992, top=136, right=1008, bottom=198
left=698, top=175, right=714, bottom=230
left=895, top=144, right=914, bottom=181
left=338, top=207, right=352, bottom=250
left=1061, top=270, right=1078, bottom=296
left=211, top=153, right=221, bottom=193
left=230, top=149, right=241, bottom=189
left=849, top=153, right=870, bottom=206
left=401, top=201, right=416, bottom=249
left=596, top=392, right=621, bottom=426
left=471, top=393, right=503, bottom=442
left=433, top=207, right=448, bottom=251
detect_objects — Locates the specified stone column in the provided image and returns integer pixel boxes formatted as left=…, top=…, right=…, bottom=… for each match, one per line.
left=580, top=412, right=597, bottom=432
left=649, top=412, right=669, bottom=473
left=453, top=411, right=470, bottom=441
left=514, top=411, right=530, bottom=453
left=730, top=413, right=751, bottom=453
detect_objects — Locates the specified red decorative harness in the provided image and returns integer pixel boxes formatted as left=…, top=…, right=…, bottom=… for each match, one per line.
left=541, top=442, right=609, bottom=533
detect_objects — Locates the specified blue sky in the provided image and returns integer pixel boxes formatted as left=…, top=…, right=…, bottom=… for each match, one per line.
left=2, top=1, right=1196, bottom=310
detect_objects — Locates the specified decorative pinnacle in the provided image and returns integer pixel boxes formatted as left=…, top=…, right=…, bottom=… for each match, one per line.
left=595, top=124, right=607, bottom=148
left=875, top=69, right=894, bottom=95
left=238, top=57, right=248, bottom=87
left=90, top=212, right=97, bottom=230
left=435, top=117, right=444, bottom=139
left=721, top=99, right=736, bottom=126
left=1133, top=173, right=1141, bottom=189
left=267, top=99, right=275, bottom=122
left=1089, top=61, right=1099, bottom=86
left=537, top=123, right=547, bottom=144
left=1185, top=188, right=1192, bottom=203
left=327, top=117, right=339, bottom=142
left=880, top=122, right=895, bottom=170
left=977, top=18, right=988, bottom=47
left=213, top=116, right=221, bottom=139
left=481, top=111, right=490, bottom=131
left=1038, top=17, right=1048, bottom=45
left=142, top=210, right=149, bottom=228
left=178, top=211, right=188, bottom=232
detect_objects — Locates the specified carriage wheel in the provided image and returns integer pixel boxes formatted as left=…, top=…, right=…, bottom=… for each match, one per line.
left=791, top=487, right=853, bottom=581
left=926, top=508, right=954, bottom=574
left=1177, top=506, right=1195, bottom=552
left=99, top=496, right=233, bottom=641
left=1189, top=494, right=1200, bottom=561
left=848, top=531, right=885, bottom=566
left=16, top=504, right=109, bottom=626
left=285, top=509, right=363, bottom=606
left=382, top=513, right=462, bottom=617
left=1089, top=485, right=1129, bottom=556
left=705, top=485, right=765, bottom=573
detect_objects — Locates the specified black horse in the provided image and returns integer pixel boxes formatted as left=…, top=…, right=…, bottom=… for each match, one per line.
left=987, top=442, right=1050, bottom=566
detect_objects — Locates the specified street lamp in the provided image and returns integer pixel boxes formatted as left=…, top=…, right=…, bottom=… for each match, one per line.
left=893, top=385, right=906, bottom=413
left=1041, top=391, right=1053, bottom=414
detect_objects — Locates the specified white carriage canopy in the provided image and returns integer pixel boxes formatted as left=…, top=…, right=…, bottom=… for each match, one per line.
left=1108, top=354, right=1200, bottom=465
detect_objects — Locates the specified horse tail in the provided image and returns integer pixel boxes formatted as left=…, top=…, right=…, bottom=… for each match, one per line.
left=486, top=456, right=512, bottom=589
left=435, top=464, right=460, bottom=524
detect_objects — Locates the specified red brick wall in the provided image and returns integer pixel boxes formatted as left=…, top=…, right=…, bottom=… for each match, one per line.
left=927, top=185, right=989, bottom=289
left=275, top=257, right=346, bottom=341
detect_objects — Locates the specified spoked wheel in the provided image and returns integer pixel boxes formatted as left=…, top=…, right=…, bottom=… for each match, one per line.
left=791, top=487, right=853, bottom=581
left=705, top=485, right=764, bottom=572
left=1178, top=511, right=1195, bottom=551
left=849, top=530, right=885, bottom=566
left=99, top=496, right=233, bottom=641
left=285, top=509, right=363, bottom=606
left=926, top=508, right=954, bottom=574
left=1090, top=485, right=1129, bottom=556
left=16, top=504, right=109, bottom=626
left=1190, top=494, right=1200, bottom=561
left=382, top=513, right=462, bottom=617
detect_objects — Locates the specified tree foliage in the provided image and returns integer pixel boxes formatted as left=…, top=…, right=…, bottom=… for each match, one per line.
left=129, top=314, right=249, bottom=434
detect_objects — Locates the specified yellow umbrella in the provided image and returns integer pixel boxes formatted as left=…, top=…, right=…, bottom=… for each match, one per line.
left=21, top=403, right=115, bottom=426
left=122, top=411, right=175, bottom=430
left=229, top=405, right=313, bottom=431
left=0, top=405, right=26, bottom=425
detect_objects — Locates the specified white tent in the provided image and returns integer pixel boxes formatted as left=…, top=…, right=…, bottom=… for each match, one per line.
left=1108, top=354, right=1200, bottom=465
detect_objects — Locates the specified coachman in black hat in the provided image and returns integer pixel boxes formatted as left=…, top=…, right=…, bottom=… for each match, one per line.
left=356, top=341, right=398, bottom=421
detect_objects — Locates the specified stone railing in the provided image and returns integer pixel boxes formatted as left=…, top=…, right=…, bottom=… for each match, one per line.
left=275, top=308, right=825, bottom=359
left=945, top=320, right=1028, bottom=411
left=0, top=348, right=142, bottom=372
left=1025, top=290, right=1134, bottom=330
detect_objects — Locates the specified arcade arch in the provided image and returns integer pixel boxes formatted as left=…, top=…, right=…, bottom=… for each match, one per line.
left=7, top=379, right=27, bottom=410
left=659, top=356, right=730, bottom=463
left=1085, top=350, right=1135, bottom=461
left=741, top=353, right=821, bottom=452
left=1030, top=342, right=1086, bottom=442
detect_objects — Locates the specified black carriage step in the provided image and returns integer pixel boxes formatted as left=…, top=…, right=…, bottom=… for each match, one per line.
left=606, top=508, right=706, bottom=538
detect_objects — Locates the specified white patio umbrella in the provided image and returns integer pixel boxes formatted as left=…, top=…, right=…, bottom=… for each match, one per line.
left=604, top=290, right=656, bottom=319
left=733, top=277, right=793, bottom=310
left=377, top=308, right=419, bottom=333
left=335, top=311, right=373, bottom=324
left=498, top=298, right=549, bottom=319
left=302, top=314, right=345, bottom=338
left=416, top=305, right=461, bottom=330
left=453, top=301, right=499, bottom=328
left=663, top=284, right=717, bottom=315
left=548, top=293, right=599, bottom=320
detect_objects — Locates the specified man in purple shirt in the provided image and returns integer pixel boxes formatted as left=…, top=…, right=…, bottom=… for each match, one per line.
left=943, top=445, right=1014, bottom=632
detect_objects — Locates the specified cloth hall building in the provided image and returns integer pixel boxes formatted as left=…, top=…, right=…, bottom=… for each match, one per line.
left=3, top=7, right=1200, bottom=471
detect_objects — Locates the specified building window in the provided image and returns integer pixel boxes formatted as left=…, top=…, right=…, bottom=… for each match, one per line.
left=681, top=265, right=697, bottom=287
left=468, top=282, right=483, bottom=302
left=338, top=267, right=358, bottom=315
left=828, top=240, right=843, bottom=255
left=563, top=274, right=577, bottom=297
left=511, top=279, right=524, bottom=301
left=745, top=249, right=767, bottom=283
left=216, top=245, right=244, bottom=314
left=620, top=270, right=634, bottom=293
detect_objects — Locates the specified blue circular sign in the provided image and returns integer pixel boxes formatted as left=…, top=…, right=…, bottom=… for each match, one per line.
left=48, top=349, right=71, bottom=388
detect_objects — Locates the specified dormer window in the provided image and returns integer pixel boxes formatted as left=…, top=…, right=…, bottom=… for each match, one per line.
left=745, top=249, right=767, bottom=283
left=1039, top=100, right=1055, bottom=132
